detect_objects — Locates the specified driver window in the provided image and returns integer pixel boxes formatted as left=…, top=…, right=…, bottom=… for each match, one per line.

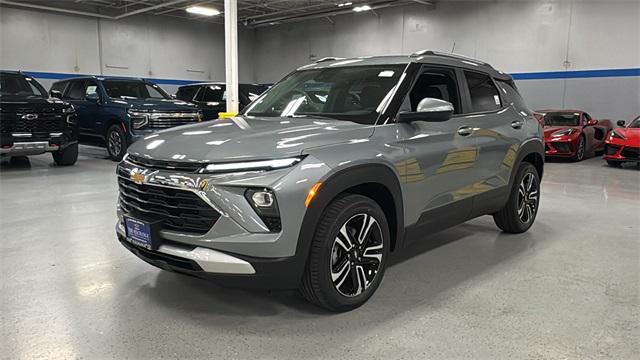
left=400, top=67, right=461, bottom=114
left=583, top=113, right=591, bottom=124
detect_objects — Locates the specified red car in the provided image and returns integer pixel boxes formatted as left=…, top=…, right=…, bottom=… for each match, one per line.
left=538, top=110, right=613, bottom=161
left=603, top=116, right=640, bottom=167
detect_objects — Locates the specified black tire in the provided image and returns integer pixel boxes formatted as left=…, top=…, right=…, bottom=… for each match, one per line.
left=607, top=160, right=622, bottom=168
left=572, top=135, right=586, bottom=162
left=493, top=162, right=540, bottom=234
left=300, top=194, right=390, bottom=312
left=106, top=125, right=127, bottom=161
left=52, top=143, right=78, bottom=166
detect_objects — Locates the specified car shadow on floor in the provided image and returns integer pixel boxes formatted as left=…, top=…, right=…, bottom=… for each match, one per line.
left=131, top=218, right=549, bottom=322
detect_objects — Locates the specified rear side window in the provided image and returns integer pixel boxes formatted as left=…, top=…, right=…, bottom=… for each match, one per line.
left=176, top=86, right=199, bottom=101
left=65, top=81, right=85, bottom=100
left=496, top=79, right=529, bottom=112
left=464, top=71, right=502, bottom=113
left=199, top=85, right=226, bottom=102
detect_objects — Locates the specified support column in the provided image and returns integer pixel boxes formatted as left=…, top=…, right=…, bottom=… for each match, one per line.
left=224, top=0, right=239, bottom=115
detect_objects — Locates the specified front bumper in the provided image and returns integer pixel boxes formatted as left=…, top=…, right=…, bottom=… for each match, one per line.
left=603, top=143, right=640, bottom=162
left=544, top=137, right=577, bottom=157
left=115, top=154, right=331, bottom=289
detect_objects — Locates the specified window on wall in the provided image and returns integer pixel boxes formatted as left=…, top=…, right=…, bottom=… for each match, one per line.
left=464, top=71, right=502, bottom=113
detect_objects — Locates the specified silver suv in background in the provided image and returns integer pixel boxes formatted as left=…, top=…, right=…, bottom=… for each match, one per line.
left=115, top=51, right=544, bottom=312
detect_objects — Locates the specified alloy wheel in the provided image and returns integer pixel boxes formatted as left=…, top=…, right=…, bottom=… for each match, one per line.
left=576, top=137, right=585, bottom=160
left=517, top=172, right=538, bottom=224
left=330, top=213, right=384, bottom=297
left=108, top=130, right=122, bottom=157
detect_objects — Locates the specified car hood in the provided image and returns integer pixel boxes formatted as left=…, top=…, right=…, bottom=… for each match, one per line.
left=127, top=116, right=373, bottom=162
left=543, top=125, right=580, bottom=138
left=108, top=97, right=198, bottom=111
left=616, top=128, right=640, bottom=144
left=0, top=96, right=70, bottom=112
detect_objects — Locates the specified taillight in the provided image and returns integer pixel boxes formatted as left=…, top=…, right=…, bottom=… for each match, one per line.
left=533, top=113, right=545, bottom=127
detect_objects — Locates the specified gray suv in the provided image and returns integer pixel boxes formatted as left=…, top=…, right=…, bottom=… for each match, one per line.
left=115, top=51, right=544, bottom=312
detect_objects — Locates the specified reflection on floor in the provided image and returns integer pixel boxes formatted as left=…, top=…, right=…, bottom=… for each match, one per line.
left=1, top=148, right=638, bottom=359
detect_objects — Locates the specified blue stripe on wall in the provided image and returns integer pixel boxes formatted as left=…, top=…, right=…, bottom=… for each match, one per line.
left=5, top=67, right=640, bottom=85
left=511, top=68, right=640, bottom=80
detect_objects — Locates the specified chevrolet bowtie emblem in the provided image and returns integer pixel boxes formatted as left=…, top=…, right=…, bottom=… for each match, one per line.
left=130, top=170, right=145, bottom=185
left=21, top=113, right=38, bottom=120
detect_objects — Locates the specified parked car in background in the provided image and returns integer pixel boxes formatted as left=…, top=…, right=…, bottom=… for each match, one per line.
left=603, top=116, right=640, bottom=167
left=116, top=52, right=544, bottom=311
left=175, top=83, right=268, bottom=120
left=1, top=71, right=78, bottom=165
left=50, top=77, right=201, bottom=161
left=538, top=109, right=613, bottom=161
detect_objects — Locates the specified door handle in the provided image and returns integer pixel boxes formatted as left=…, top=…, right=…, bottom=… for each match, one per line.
left=511, top=120, right=524, bottom=129
left=457, top=126, right=474, bottom=136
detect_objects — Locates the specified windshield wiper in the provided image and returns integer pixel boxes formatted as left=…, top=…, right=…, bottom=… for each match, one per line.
left=287, top=114, right=337, bottom=121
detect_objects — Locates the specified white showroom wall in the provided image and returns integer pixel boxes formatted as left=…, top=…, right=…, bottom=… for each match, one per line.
left=253, top=0, right=640, bottom=120
left=0, top=6, right=255, bottom=93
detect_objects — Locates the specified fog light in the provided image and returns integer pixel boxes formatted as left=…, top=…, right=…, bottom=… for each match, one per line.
left=251, top=191, right=274, bottom=207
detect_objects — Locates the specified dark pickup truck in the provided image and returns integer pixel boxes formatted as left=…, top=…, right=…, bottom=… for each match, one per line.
left=1, top=71, right=78, bottom=165
left=50, top=76, right=202, bottom=161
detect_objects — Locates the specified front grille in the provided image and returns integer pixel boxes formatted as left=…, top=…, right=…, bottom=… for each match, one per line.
left=553, top=142, right=572, bottom=153
left=127, top=154, right=204, bottom=172
left=606, top=145, right=621, bottom=155
left=0, top=109, right=66, bottom=140
left=146, top=112, right=200, bottom=129
left=118, top=177, right=220, bottom=235
left=621, top=146, right=640, bottom=159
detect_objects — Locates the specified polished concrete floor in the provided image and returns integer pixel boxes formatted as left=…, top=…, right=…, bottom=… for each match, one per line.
left=1, top=147, right=638, bottom=359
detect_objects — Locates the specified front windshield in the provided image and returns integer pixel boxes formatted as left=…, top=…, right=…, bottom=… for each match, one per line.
left=544, top=112, right=580, bottom=126
left=103, top=80, right=169, bottom=100
left=244, top=65, right=406, bottom=125
left=628, top=116, right=640, bottom=128
left=0, top=73, right=47, bottom=98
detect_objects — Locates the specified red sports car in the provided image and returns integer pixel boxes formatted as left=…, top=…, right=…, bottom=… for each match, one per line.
left=538, top=109, right=613, bottom=161
left=603, top=116, right=640, bottom=167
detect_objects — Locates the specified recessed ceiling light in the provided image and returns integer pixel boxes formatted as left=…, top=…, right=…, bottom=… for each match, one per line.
left=353, top=5, right=372, bottom=12
left=186, top=6, right=221, bottom=16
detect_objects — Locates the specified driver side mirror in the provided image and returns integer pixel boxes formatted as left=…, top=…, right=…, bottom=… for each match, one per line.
left=86, top=92, right=100, bottom=102
left=398, top=98, right=454, bottom=123
left=617, top=120, right=626, bottom=127
left=50, top=90, right=62, bottom=99
left=585, top=119, right=598, bottom=126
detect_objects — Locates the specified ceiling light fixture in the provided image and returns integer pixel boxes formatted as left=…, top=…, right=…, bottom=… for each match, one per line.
left=337, top=2, right=353, bottom=7
left=186, top=6, right=221, bottom=16
left=353, top=5, right=372, bottom=12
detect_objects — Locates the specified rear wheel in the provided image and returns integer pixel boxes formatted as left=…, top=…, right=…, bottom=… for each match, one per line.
left=493, top=162, right=540, bottom=234
left=52, top=143, right=78, bottom=166
left=607, top=160, right=623, bottom=168
left=573, top=135, right=586, bottom=162
left=106, top=125, right=127, bottom=161
left=300, top=194, right=389, bottom=312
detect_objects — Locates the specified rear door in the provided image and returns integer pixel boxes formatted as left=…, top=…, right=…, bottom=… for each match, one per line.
left=461, top=71, right=525, bottom=214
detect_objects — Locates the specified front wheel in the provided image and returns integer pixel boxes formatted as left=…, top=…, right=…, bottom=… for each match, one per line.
left=573, top=135, right=586, bottom=162
left=106, top=125, right=127, bottom=161
left=300, top=194, right=390, bottom=312
left=493, top=162, right=540, bottom=234
left=52, top=143, right=78, bottom=166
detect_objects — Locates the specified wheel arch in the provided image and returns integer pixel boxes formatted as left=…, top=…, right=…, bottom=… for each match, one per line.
left=293, top=163, right=405, bottom=283
left=511, top=139, right=544, bottom=187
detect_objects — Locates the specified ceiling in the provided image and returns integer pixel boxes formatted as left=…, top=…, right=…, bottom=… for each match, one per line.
left=0, top=0, right=435, bottom=26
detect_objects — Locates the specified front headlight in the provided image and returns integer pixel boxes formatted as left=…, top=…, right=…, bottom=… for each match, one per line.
left=552, top=128, right=575, bottom=137
left=198, top=157, right=303, bottom=174
left=609, top=130, right=626, bottom=140
left=128, top=109, right=149, bottom=129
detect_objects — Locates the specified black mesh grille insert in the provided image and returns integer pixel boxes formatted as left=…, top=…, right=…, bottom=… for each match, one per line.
left=118, top=177, right=220, bottom=235
left=621, top=146, right=639, bottom=159
left=606, top=145, right=621, bottom=155
left=0, top=109, right=66, bottom=140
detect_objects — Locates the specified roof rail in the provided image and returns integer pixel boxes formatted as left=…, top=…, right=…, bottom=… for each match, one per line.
left=410, top=49, right=491, bottom=67
left=314, top=57, right=345, bottom=63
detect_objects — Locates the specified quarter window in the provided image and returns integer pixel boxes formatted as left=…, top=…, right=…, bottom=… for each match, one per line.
left=464, top=71, right=502, bottom=113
